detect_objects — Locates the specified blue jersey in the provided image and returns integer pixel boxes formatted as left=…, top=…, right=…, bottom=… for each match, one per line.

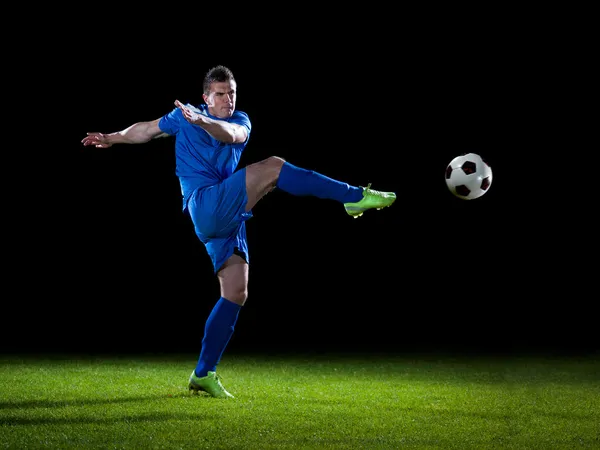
left=158, top=104, right=251, bottom=211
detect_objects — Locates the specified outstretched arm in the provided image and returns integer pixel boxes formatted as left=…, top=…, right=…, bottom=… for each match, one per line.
left=81, top=118, right=168, bottom=149
left=174, top=100, right=247, bottom=144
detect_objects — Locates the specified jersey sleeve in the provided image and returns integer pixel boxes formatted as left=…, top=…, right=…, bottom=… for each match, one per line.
left=158, top=108, right=181, bottom=136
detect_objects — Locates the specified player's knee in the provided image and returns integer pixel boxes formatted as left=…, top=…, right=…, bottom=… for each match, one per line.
left=257, top=156, right=286, bottom=191
left=266, top=156, right=286, bottom=168
left=225, top=288, right=248, bottom=306
left=269, top=156, right=286, bottom=182
left=236, top=292, right=248, bottom=306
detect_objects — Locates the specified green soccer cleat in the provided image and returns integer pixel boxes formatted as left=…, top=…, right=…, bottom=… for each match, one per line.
left=188, top=371, right=235, bottom=399
left=344, top=183, right=397, bottom=218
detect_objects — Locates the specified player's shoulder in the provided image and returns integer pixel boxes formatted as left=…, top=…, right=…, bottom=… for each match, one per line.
left=232, top=109, right=251, bottom=128
left=232, top=109, right=249, bottom=120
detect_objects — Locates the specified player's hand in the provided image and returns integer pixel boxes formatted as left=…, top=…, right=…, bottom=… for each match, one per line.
left=175, top=99, right=207, bottom=125
left=81, top=132, right=113, bottom=148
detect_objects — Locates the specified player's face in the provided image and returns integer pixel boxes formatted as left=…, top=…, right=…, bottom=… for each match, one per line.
left=204, top=81, right=237, bottom=118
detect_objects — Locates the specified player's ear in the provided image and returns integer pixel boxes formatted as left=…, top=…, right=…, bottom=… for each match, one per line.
left=202, top=93, right=209, bottom=105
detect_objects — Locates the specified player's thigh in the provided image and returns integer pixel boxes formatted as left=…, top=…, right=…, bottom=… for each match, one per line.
left=245, top=156, right=286, bottom=211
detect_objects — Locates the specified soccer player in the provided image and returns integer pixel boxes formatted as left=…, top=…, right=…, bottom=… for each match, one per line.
left=81, top=65, right=396, bottom=398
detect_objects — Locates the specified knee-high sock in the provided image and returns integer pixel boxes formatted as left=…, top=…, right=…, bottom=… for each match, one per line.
left=195, top=297, right=241, bottom=377
left=276, top=162, right=363, bottom=203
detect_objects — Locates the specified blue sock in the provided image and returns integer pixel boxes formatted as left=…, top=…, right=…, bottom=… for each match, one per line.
left=276, top=162, right=363, bottom=203
left=195, top=297, right=241, bottom=377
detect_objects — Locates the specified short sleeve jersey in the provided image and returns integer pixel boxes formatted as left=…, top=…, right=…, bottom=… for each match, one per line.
left=158, top=104, right=251, bottom=210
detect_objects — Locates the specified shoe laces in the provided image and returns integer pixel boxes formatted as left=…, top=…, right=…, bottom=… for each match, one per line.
left=363, top=183, right=386, bottom=197
left=214, top=374, right=227, bottom=390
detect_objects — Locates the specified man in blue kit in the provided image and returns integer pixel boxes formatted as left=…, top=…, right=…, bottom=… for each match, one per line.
left=81, top=65, right=396, bottom=398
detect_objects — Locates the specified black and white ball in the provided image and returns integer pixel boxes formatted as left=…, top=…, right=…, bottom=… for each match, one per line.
left=445, top=153, right=493, bottom=200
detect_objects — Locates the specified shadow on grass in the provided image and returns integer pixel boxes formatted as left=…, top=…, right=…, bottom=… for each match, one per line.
left=0, top=393, right=194, bottom=411
left=0, top=411, right=206, bottom=426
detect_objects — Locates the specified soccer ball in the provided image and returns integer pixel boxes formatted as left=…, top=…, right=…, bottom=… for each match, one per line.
left=445, top=153, right=493, bottom=200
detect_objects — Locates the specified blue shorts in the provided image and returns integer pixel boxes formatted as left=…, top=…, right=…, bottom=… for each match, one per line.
left=186, top=168, right=252, bottom=273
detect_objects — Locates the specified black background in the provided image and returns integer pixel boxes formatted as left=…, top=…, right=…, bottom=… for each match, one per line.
left=4, top=9, right=595, bottom=357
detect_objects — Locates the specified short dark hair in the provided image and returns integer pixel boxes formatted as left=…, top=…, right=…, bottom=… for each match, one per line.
left=203, top=65, right=236, bottom=95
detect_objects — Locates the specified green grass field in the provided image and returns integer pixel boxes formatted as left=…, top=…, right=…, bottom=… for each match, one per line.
left=1, top=352, right=598, bottom=449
